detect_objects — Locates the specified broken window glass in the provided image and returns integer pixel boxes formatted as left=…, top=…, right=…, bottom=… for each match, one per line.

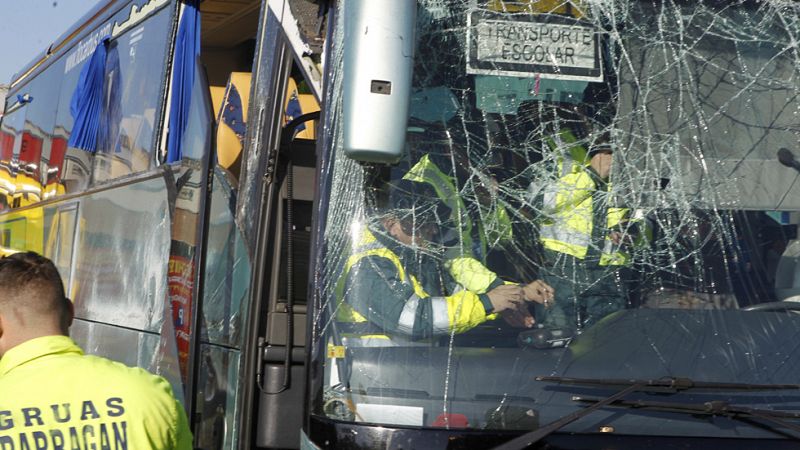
left=310, top=0, right=800, bottom=438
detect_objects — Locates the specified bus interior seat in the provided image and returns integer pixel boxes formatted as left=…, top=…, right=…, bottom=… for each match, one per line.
left=211, top=71, right=320, bottom=193
left=283, top=77, right=320, bottom=142
left=215, top=72, right=252, bottom=182
left=209, top=85, right=225, bottom=119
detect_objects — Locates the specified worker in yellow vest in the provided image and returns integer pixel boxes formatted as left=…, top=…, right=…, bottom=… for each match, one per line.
left=536, top=130, right=635, bottom=331
left=404, top=154, right=514, bottom=265
left=0, top=252, right=192, bottom=449
left=334, top=180, right=553, bottom=347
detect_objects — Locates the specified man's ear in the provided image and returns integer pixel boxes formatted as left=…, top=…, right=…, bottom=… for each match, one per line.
left=66, top=300, right=74, bottom=327
left=61, top=299, right=74, bottom=334
left=0, top=313, right=6, bottom=357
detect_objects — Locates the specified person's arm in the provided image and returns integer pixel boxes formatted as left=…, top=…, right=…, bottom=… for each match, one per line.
left=145, top=374, right=193, bottom=450
left=444, top=256, right=504, bottom=294
left=344, top=256, right=498, bottom=339
left=446, top=256, right=554, bottom=328
left=172, top=399, right=193, bottom=450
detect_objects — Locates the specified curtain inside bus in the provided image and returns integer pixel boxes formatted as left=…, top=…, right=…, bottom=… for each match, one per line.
left=166, top=0, right=201, bottom=164
left=67, top=36, right=110, bottom=153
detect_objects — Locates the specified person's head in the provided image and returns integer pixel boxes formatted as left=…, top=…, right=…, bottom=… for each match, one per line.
left=0, top=252, right=72, bottom=357
left=377, top=179, right=451, bottom=248
left=588, top=131, right=613, bottom=179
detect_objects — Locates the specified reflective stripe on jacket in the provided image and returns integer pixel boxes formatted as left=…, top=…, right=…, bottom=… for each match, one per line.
left=335, top=227, right=498, bottom=343
left=0, top=335, right=192, bottom=450
left=540, top=165, right=630, bottom=266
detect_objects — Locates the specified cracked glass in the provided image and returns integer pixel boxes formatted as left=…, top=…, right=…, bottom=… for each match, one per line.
left=310, top=0, right=800, bottom=439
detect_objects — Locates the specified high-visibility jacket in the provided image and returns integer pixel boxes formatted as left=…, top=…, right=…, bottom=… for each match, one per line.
left=0, top=335, right=192, bottom=450
left=404, top=154, right=513, bottom=263
left=334, top=226, right=500, bottom=345
left=538, top=129, right=632, bottom=266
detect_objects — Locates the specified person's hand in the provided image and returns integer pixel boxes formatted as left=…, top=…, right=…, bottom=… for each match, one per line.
left=609, top=230, right=633, bottom=246
left=501, top=308, right=535, bottom=328
left=523, top=280, right=554, bottom=307
left=486, top=284, right=524, bottom=313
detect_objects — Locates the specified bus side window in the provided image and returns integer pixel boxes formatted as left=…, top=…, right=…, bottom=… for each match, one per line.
left=92, top=11, right=173, bottom=182
left=18, top=57, right=66, bottom=206
left=51, top=6, right=174, bottom=191
left=0, top=107, right=24, bottom=210
left=55, top=47, right=93, bottom=194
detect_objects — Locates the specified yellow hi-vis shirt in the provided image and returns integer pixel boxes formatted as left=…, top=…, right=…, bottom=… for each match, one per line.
left=0, top=335, right=192, bottom=450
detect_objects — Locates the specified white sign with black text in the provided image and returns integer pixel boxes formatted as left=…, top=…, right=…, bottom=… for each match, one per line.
left=467, top=10, right=603, bottom=82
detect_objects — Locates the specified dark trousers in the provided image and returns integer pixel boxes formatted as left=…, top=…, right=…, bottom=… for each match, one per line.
left=536, top=250, right=627, bottom=332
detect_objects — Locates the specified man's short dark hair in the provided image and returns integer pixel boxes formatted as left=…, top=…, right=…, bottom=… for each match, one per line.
left=0, top=251, right=69, bottom=318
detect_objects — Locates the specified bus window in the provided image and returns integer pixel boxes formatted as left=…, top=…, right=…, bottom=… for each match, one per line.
left=18, top=58, right=66, bottom=206
left=91, top=7, right=172, bottom=183
left=0, top=105, right=23, bottom=210
left=54, top=46, right=91, bottom=194
left=49, top=3, right=174, bottom=192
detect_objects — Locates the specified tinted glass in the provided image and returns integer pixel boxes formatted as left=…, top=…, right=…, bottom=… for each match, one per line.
left=0, top=107, right=25, bottom=211
left=91, top=7, right=171, bottom=182
left=17, top=58, right=66, bottom=206
left=51, top=3, right=173, bottom=192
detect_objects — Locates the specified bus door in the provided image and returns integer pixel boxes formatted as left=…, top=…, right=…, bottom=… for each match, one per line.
left=256, top=78, right=319, bottom=447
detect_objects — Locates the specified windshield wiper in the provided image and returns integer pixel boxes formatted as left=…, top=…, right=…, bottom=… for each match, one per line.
left=492, top=376, right=800, bottom=450
left=573, top=396, right=800, bottom=437
left=537, top=376, right=800, bottom=392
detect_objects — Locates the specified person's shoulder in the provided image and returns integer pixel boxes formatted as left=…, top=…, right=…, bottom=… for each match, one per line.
left=80, top=354, right=177, bottom=398
left=352, top=252, right=400, bottom=273
left=79, top=355, right=191, bottom=448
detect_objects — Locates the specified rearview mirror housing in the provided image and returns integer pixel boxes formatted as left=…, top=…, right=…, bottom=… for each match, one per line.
left=342, top=0, right=416, bottom=164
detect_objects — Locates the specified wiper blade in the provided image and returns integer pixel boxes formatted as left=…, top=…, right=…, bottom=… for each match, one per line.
left=574, top=396, right=800, bottom=437
left=492, top=377, right=800, bottom=450
left=493, top=382, right=644, bottom=450
left=537, top=376, right=800, bottom=392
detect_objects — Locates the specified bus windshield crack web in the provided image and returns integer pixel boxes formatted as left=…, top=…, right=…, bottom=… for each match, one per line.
left=310, top=0, right=800, bottom=439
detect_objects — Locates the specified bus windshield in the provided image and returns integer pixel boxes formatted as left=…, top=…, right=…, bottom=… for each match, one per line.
left=312, top=0, right=800, bottom=440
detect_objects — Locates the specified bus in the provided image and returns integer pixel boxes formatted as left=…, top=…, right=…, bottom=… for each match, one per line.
left=2, top=0, right=800, bottom=448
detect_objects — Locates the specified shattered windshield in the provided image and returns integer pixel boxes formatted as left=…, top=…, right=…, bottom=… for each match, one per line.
left=311, top=0, right=800, bottom=438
